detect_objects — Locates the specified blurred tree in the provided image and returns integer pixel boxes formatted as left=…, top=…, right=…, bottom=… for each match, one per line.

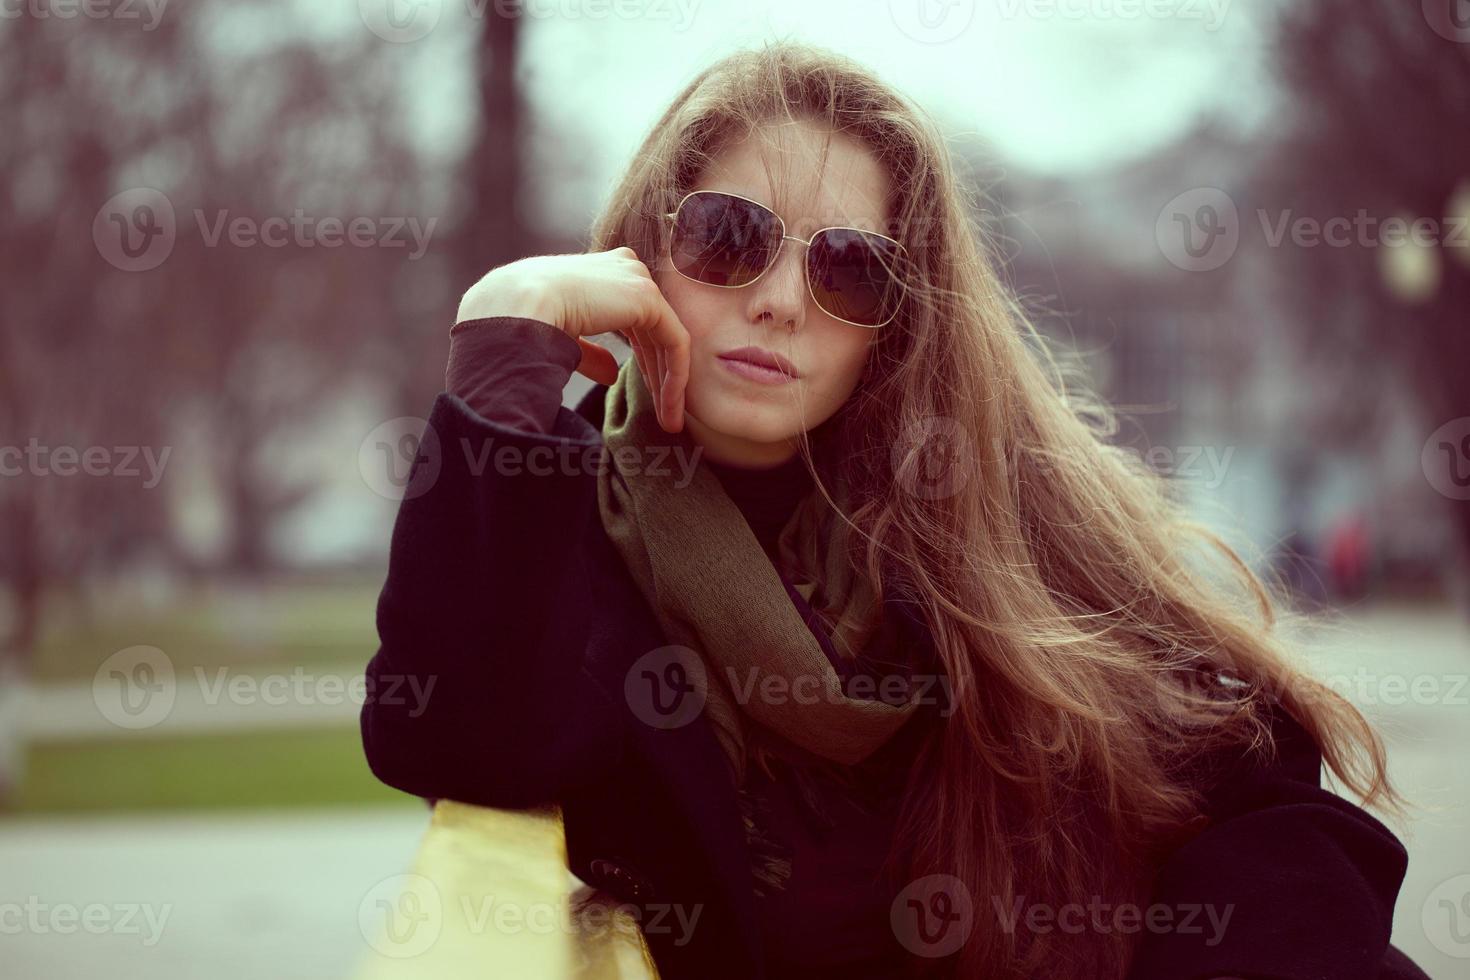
left=0, top=15, right=176, bottom=659
left=1264, top=0, right=1470, bottom=597
left=454, top=10, right=531, bottom=290
left=160, top=32, right=435, bottom=574
left=0, top=1, right=439, bottom=665
left=376, top=9, right=541, bottom=433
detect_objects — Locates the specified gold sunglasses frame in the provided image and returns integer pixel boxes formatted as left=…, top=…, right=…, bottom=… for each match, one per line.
left=660, top=189, right=910, bottom=329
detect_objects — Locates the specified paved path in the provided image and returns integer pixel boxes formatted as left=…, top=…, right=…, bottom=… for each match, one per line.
left=0, top=806, right=430, bottom=980
left=10, top=662, right=369, bottom=740
left=1287, top=604, right=1470, bottom=979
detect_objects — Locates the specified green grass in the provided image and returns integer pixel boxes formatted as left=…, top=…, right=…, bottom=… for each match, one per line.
left=30, top=580, right=384, bottom=683
left=10, top=578, right=426, bottom=817
left=6, top=727, right=423, bottom=816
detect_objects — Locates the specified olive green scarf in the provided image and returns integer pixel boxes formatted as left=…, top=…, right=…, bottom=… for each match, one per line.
left=594, top=355, right=920, bottom=791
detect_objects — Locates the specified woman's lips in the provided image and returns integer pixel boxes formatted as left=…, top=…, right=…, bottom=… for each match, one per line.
left=718, top=346, right=800, bottom=378
left=717, top=355, right=798, bottom=385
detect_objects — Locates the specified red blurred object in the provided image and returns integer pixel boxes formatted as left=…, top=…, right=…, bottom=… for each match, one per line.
left=1327, top=513, right=1369, bottom=600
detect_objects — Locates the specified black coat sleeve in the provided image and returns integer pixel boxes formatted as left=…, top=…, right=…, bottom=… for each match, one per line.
left=359, top=387, right=624, bottom=810
left=1125, top=698, right=1414, bottom=980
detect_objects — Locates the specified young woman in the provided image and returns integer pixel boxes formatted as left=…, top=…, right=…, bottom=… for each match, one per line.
left=362, top=41, right=1429, bottom=980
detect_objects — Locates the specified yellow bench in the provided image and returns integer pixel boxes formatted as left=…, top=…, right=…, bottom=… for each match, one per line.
left=355, top=801, right=662, bottom=979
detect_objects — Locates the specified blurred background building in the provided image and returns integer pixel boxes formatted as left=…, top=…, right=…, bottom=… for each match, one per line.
left=1, top=1, right=1467, bottom=977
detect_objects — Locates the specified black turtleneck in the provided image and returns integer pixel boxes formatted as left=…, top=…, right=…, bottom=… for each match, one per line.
left=706, top=448, right=927, bottom=976
left=703, top=451, right=815, bottom=560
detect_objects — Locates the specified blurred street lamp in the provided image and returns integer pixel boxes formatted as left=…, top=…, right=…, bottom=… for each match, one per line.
left=1378, top=210, right=1441, bottom=305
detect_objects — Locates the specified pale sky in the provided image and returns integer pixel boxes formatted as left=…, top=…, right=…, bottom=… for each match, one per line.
left=514, top=0, right=1275, bottom=230
left=276, top=0, right=1277, bottom=235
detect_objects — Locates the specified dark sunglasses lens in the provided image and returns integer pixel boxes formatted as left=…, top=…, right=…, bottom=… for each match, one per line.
left=671, top=193, right=780, bottom=287
left=807, top=229, right=906, bottom=326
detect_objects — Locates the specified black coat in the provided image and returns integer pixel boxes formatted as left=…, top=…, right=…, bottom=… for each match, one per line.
left=360, top=384, right=1429, bottom=980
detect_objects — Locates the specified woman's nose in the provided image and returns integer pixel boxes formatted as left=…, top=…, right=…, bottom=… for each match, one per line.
left=747, top=238, right=808, bottom=327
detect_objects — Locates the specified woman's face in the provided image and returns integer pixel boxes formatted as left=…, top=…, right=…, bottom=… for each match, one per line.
left=654, top=119, right=892, bottom=468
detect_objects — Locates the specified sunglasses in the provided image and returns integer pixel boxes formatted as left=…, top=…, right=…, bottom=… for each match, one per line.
left=661, top=190, right=910, bottom=329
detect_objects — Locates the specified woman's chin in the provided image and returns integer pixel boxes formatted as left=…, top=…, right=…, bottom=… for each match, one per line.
left=683, top=403, right=804, bottom=458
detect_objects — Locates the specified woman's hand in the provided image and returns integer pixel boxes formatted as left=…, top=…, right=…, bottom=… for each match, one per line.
left=456, top=247, right=691, bottom=433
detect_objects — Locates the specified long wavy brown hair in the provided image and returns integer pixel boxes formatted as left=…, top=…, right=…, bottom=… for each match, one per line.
left=586, top=39, right=1412, bottom=980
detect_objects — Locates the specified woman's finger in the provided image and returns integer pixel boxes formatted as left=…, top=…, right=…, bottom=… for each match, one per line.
left=646, top=293, right=690, bottom=433
left=573, top=337, right=620, bottom=386
left=654, top=343, right=668, bottom=419
left=628, top=325, right=662, bottom=429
